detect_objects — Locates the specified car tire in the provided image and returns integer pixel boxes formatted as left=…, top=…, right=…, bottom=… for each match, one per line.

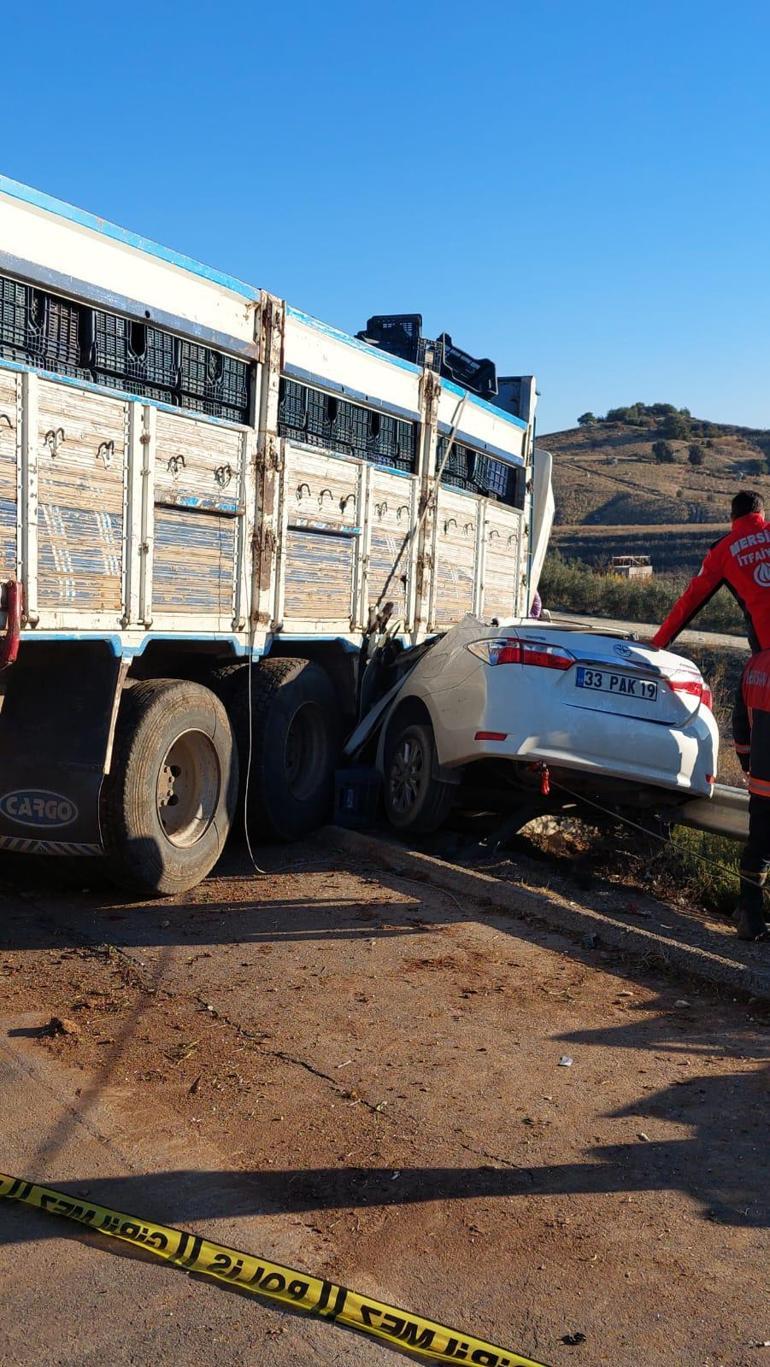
left=383, top=718, right=454, bottom=834
left=102, top=679, right=238, bottom=897
left=219, top=657, right=340, bottom=842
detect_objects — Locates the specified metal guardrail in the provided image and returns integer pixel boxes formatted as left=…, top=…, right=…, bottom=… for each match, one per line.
left=675, top=782, right=749, bottom=841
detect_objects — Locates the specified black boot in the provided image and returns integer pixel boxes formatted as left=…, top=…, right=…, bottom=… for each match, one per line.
left=734, top=901, right=768, bottom=940
left=734, top=868, right=768, bottom=939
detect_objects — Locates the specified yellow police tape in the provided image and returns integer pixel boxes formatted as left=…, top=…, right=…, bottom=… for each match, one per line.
left=0, top=1173, right=548, bottom=1366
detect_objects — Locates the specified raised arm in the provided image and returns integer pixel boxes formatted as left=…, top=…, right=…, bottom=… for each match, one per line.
left=651, top=542, right=725, bottom=649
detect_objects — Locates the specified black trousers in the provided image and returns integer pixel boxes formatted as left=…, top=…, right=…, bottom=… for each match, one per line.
left=739, top=794, right=770, bottom=913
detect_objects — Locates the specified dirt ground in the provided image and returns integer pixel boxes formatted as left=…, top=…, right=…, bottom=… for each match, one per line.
left=0, top=837, right=768, bottom=1366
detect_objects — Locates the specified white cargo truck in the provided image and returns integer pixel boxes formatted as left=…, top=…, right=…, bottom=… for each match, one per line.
left=0, top=177, right=542, bottom=893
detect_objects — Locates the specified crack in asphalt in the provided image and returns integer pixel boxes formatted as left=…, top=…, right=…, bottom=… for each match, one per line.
left=3, top=883, right=539, bottom=1179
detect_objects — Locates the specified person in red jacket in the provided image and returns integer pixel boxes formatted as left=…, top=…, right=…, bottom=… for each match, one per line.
left=732, top=651, right=770, bottom=940
left=652, top=490, right=770, bottom=653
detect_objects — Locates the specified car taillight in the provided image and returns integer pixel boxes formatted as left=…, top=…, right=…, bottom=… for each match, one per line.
left=467, top=638, right=575, bottom=671
left=664, top=674, right=713, bottom=710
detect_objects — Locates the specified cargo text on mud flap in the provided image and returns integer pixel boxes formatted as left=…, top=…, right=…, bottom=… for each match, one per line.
left=0, top=789, right=78, bottom=828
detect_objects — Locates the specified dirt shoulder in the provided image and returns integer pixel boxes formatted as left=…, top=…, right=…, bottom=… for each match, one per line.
left=1, top=840, right=768, bottom=1366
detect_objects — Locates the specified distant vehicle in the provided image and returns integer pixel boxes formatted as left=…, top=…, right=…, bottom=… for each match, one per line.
left=354, top=617, right=717, bottom=834
left=610, top=554, right=653, bottom=579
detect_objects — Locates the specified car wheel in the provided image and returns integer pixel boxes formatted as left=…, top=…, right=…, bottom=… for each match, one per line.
left=384, top=719, right=453, bottom=834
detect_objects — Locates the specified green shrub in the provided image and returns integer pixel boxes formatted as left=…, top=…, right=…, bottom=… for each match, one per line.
left=539, top=552, right=745, bottom=634
left=660, top=829, right=741, bottom=918
left=652, top=440, right=676, bottom=463
left=660, top=412, right=691, bottom=440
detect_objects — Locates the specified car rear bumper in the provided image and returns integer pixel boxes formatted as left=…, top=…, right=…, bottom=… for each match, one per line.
left=438, top=710, right=719, bottom=798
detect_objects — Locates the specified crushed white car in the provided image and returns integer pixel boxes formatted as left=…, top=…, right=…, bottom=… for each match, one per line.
left=355, top=616, right=719, bottom=835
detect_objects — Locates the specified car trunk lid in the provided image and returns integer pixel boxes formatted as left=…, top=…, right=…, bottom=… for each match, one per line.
left=512, top=625, right=710, bottom=727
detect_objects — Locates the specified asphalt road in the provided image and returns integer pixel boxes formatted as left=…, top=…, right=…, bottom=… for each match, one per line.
left=0, top=839, right=768, bottom=1366
left=549, top=612, right=748, bottom=654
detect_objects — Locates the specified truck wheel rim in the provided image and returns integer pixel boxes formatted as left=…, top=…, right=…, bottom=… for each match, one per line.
left=284, top=702, right=326, bottom=801
left=390, top=736, right=425, bottom=815
left=156, top=730, right=221, bottom=847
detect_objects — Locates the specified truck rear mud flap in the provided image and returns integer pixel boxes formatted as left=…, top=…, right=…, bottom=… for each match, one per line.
left=0, top=643, right=123, bottom=854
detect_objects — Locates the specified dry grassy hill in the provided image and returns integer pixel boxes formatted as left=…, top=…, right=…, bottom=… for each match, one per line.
left=542, top=404, right=770, bottom=572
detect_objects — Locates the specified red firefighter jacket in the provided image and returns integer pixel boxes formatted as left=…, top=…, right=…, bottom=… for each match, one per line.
left=652, top=512, right=770, bottom=652
left=733, top=649, right=770, bottom=798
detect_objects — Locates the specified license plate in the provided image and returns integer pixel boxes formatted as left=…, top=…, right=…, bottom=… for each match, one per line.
left=575, top=666, right=658, bottom=702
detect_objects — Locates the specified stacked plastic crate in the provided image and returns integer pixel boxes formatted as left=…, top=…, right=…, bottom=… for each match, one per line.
left=178, top=339, right=251, bottom=424
left=277, top=378, right=416, bottom=473
left=0, top=274, right=87, bottom=379
left=90, top=312, right=179, bottom=405
left=0, top=272, right=252, bottom=424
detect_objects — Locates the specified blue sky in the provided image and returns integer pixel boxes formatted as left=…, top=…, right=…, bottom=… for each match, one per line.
left=4, top=0, right=770, bottom=433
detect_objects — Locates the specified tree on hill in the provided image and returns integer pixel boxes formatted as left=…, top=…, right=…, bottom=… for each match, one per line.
left=688, top=444, right=705, bottom=465
left=660, top=412, right=691, bottom=440
left=587, top=401, right=700, bottom=430
left=652, top=440, right=676, bottom=463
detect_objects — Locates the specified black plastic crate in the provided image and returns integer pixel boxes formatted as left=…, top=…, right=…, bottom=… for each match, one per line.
left=328, top=397, right=355, bottom=449
left=179, top=393, right=245, bottom=423
left=371, top=415, right=416, bottom=471
left=278, top=378, right=308, bottom=433
left=356, top=314, right=422, bottom=363
left=0, top=278, right=86, bottom=376
left=396, top=418, right=416, bottom=465
left=0, top=276, right=30, bottom=354
left=437, top=334, right=497, bottom=399
left=92, top=312, right=179, bottom=389
left=347, top=402, right=370, bottom=457
left=179, top=339, right=250, bottom=420
left=42, top=296, right=87, bottom=376
left=474, top=454, right=525, bottom=508
left=370, top=450, right=414, bottom=473
left=375, top=415, right=398, bottom=464
left=437, top=437, right=476, bottom=491
left=326, top=397, right=370, bottom=456
left=305, top=387, right=330, bottom=441
left=416, top=336, right=445, bottom=372
left=91, top=370, right=178, bottom=406
left=334, top=766, right=381, bottom=830
left=300, top=390, right=352, bottom=453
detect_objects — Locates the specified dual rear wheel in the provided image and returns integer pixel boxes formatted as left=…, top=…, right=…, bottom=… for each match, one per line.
left=102, top=668, right=450, bottom=897
left=101, top=659, right=339, bottom=896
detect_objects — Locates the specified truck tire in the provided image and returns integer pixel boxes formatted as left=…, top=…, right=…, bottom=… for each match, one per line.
left=102, top=679, right=238, bottom=896
left=221, top=658, right=340, bottom=842
left=383, top=717, right=454, bottom=835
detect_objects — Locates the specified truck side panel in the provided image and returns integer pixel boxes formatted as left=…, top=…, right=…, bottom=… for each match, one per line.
left=482, top=501, right=526, bottom=620
left=152, top=410, right=245, bottom=621
left=0, top=363, right=253, bottom=635
left=431, top=488, right=482, bottom=628
left=365, top=468, right=419, bottom=627
left=280, top=442, right=361, bottom=629
left=37, top=381, right=127, bottom=614
left=0, top=368, right=18, bottom=582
